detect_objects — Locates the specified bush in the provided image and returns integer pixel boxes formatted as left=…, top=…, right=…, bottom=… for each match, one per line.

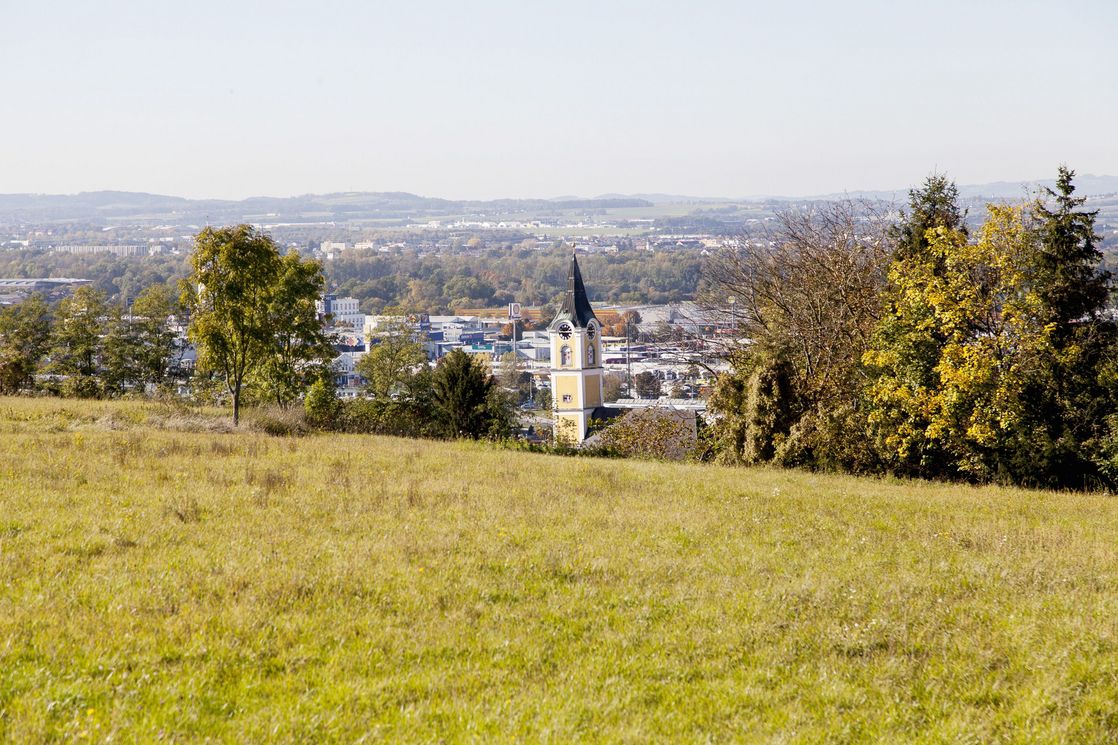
left=338, top=398, right=437, bottom=438
left=245, top=407, right=308, bottom=437
left=596, top=408, right=698, bottom=461
left=304, top=377, right=342, bottom=428
left=61, top=375, right=103, bottom=400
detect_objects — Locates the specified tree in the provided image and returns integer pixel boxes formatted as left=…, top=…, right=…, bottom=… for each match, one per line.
left=50, top=286, right=108, bottom=398
left=496, top=350, right=533, bottom=403
left=356, top=323, right=427, bottom=399
left=258, top=251, right=333, bottom=408
left=1024, top=168, right=1116, bottom=484
left=860, top=179, right=968, bottom=477
left=102, top=304, right=135, bottom=395
left=634, top=371, right=661, bottom=399
left=865, top=207, right=1042, bottom=480
left=130, top=284, right=182, bottom=389
left=304, top=374, right=342, bottom=427
left=702, top=201, right=892, bottom=468
left=602, top=372, right=625, bottom=403
left=429, top=349, right=502, bottom=439
left=864, top=182, right=1117, bottom=488
left=709, top=347, right=800, bottom=464
left=0, top=294, right=52, bottom=394
left=606, top=310, right=641, bottom=339
left=597, top=408, right=697, bottom=461
left=182, top=225, right=282, bottom=425
left=1031, top=166, right=1108, bottom=336
left=892, top=174, right=966, bottom=261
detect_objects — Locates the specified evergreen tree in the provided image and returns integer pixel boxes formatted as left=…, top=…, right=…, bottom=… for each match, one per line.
left=892, top=174, right=966, bottom=262
left=1022, top=167, right=1117, bottom=485
left=1032, top=166, right=1110, bottom=337
left=430, top=349, right=500, bottom=439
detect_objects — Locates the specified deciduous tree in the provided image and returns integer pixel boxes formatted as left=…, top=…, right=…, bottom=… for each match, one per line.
left=633, top=371, right=661, bottom=399
left=50, top=286, right=108, bottom=398
left=356, top=322, right=428, bottom=399
left=0, top=294, right=51, bottom=394
left=703, top=200, right=892, bottom=468
left=182, top=225, right=282, bottom=425
left=258, top=251, right=333, bottom=408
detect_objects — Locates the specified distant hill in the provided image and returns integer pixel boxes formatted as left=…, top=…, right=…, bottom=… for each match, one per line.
left=807, top=174, right=1118, bottom=202
left=2, top=175, right=1116, bottom=227
left=598, top=175, right=1118, bottom=204
left=0, top=191, right=654, bottom=226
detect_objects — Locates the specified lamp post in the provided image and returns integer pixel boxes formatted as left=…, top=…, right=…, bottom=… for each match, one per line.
left=625, top=315, right=632, bottom=397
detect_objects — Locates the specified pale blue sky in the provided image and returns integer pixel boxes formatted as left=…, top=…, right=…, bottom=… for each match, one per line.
left=2, top=0, right=1115, bottom=199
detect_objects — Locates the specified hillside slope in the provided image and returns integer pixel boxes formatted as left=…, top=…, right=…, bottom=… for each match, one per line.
left=1, top=399, right=1117, bottom=742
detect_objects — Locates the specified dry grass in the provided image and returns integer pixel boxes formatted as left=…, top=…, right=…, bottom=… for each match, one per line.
left=1, top=397, right=1117, bottom=742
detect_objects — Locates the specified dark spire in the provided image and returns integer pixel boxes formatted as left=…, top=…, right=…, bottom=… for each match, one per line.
left=549, top=253, right=599, bottom=330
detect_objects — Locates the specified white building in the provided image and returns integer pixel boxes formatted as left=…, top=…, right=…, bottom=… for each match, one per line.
left=316, top=295, right=364, bottom=330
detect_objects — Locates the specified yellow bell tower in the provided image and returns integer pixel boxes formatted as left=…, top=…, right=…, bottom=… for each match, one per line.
left=549, top=254, right=603, bottom=444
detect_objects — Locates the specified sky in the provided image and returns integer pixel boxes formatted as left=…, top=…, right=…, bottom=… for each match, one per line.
left=2, top=0, right=1116, bottom=200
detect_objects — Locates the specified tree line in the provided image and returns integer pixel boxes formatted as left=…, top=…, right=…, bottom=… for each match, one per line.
left=705, top=168, right=1118, bottom=489
left=0, top=243, right=703, bottom=315
left=326, top=246, right=702, bottom=313
left=0, top=284, right=182, bottom=399
left=0, top=225, right=513, bottom=439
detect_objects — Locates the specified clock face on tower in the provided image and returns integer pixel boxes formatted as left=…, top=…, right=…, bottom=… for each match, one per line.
left=587, top=323, right=596, bottom=339
left=558, top=322, right=572, bottom=340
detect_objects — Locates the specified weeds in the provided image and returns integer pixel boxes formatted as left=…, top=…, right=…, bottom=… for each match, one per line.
left=163, top=493, right=201, bottom=523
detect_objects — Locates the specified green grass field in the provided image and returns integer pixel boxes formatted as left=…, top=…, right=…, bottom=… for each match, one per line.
left=2, top=398, right=1118, bottom=742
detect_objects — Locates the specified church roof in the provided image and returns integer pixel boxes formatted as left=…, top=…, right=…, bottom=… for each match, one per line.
left=549, top=254, right=599, bottom=330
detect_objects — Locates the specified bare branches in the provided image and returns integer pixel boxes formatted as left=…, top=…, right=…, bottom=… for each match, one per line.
left=699, top=200, right=895, bottom=405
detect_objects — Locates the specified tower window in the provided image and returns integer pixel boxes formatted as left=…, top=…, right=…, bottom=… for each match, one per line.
left=587, top=344, right=595, bottom=365
left=560, top=345, right=571, bottom=367
left=562, top=394, right=572, bottom=403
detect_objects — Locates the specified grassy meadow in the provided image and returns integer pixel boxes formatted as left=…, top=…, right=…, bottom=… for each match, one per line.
left=2, top=397, right=1118, bottom=742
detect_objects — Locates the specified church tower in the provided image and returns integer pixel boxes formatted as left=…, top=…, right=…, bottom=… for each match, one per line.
left=549, top=254, right=604, bottom=444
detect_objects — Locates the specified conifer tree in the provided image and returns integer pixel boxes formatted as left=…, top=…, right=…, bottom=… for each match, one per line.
left=1032, top=166, right=1110, bottom=337
left=892, top=174, right=966, bottom=262
left=430, top=349, right=498, bottom=439
left=1022, top=167, right=1117, bottom=485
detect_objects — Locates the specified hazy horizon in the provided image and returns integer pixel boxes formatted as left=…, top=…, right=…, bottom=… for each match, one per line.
left=3, top=0, right=1116, bottom=201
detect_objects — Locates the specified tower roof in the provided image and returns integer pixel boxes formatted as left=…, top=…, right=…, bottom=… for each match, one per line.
left=549, top=253, right=599, bottom=330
